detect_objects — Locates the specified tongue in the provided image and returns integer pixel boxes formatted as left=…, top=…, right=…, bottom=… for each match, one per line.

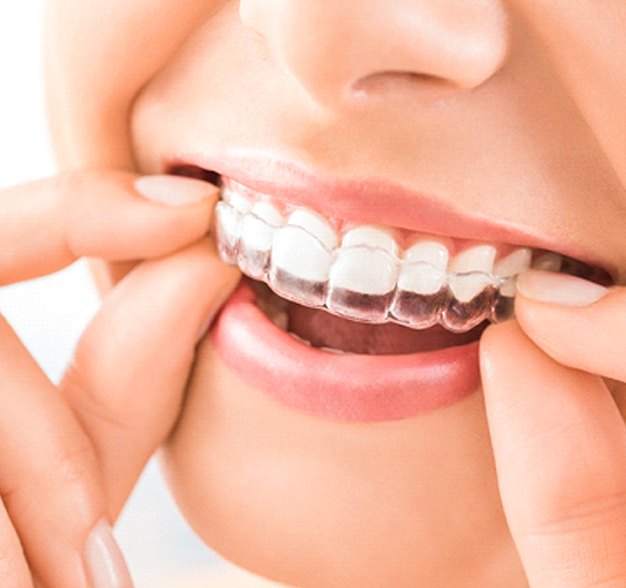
left=287, top=303, right=486, bottom=355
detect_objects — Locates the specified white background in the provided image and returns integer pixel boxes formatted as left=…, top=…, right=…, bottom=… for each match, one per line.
left=0, top=3, right=257, bottom=586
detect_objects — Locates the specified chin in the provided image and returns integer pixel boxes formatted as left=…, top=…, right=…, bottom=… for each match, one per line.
left=160, top=339, right=515, bottom=588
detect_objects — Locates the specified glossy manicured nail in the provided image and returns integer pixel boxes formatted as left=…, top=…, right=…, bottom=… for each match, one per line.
left=135, top=175, right=217, bottom=207
left=516, top=270, right=609, bottom=307
left=83, top=520, right=134, bottom=588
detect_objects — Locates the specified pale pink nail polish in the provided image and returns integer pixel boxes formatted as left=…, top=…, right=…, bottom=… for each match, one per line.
left=83, top=520, right=134, bottom=588
left=516, top=269, right=609, bottom=307
left=135, top=175, right=217, bottom=207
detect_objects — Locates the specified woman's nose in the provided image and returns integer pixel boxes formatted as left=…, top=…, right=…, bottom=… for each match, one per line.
left=239, top=0, right=510, bottom=108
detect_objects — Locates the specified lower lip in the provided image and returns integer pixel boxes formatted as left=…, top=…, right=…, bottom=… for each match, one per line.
left=211, top=281, right=481, bottom=422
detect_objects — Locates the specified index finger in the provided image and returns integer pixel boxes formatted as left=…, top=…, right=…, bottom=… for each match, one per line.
left=480, top=321, right=626, bottom=588
left=0, top=170, right=218, bottom=285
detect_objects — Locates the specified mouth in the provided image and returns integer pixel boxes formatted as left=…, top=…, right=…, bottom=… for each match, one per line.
left=170, top=162, right=612, bottom=421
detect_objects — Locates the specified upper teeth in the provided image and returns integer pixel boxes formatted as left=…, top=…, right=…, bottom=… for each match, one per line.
left=216, top=179, right=552, bottom=332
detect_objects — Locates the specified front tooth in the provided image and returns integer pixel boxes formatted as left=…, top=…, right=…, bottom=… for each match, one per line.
left=341, top=225, right=399, bottom=257
left=396, top=240, right=449, bottom=297
left=287, top=209, right=338, bottom=250
left=269, top=225, right=333, bottom=307
left=449, top=245, right=497, bottom=274
left=447, top=245, right=497, bottom=303
left=494, top=248, right=532, bottom=299
left=448, top=273, right=496, bottom=303
left=397, top=263, right=447, bottom=296
left=444, top=272, right=497, bottom=332
left=250, top=201, right=284, bottom=226
left=238, top=202, right=285, bottom=279
left=222, top=187, right=253, bottom=213
left=494, top=248, right=532, bottom=278
left=215, top=201, right=242, bottom=264
left=330, top=248, right=398, bottom=295
left=532, top=252, right=562, bottom=272
left=404, top=240, right=450, bottom=269
left=391, top=241, right=448, bottom=328
left=327, top=248, right=398, bottom=322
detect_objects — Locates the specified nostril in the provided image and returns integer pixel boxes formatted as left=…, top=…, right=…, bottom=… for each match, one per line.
left=350, top=70, right=457, bottom=101
left=344, top=71, right=460, bottom=106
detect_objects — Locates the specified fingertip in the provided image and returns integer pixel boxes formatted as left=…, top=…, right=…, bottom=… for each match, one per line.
left=512, top=283, right=626, bottom=382
left=479, top=320, right=524, bottom=370
left=480, top=319, right=518, bottom=348
left=83, top=520, right=134, bottom=588
left=479, top=319, right=556, bottom=405
left=134, top=174, right=219, bottom=208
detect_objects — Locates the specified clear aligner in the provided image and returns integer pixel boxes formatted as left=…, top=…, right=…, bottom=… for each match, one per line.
left=215, top=198, right=537, bottom=333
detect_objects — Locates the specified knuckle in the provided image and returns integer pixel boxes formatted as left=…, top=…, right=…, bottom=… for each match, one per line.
left=52, top=169, right=91, bottom=211
left=61, top=358, right=132, bottom=434
left=525, top=491, right=626, bottom=588
left=533, top=489, right=626, bottom=536
left=45, top=429, right=98, bottom=489
left=50, top=171, right=92, bottom=258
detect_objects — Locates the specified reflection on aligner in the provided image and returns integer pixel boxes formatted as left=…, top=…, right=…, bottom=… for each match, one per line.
left=215, top=200, right=517, bottom=333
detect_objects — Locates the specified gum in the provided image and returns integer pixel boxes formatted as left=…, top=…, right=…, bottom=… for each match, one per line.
left=215, top=200, right=514, bottom=333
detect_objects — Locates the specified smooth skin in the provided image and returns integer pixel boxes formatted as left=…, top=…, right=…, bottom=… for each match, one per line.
left=481, top=276, right=626, bottom=587
left=0, top=0, right=622, bottom=586
left=0, top=172, right=239, bottom=586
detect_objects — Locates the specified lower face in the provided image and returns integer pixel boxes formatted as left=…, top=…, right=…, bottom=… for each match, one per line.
left=46, top=1, right=626, bottom=586
left=167, top=341, right=520, bottom=587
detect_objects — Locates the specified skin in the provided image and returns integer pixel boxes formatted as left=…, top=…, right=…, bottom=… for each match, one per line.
left=0, top=0, right=621, bottom=586
left=0, top=172, right=239, bottom=586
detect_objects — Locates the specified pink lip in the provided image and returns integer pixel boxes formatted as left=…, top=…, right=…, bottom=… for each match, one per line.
left=177, top=150, right=607, bottom=421
left=211, top=281, right=481, bottom=422
left=169, top=150, right=612, bottom=274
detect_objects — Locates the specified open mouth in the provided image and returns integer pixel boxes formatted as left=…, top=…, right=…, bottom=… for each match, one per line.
left=172, top=164, right=612, bottom=358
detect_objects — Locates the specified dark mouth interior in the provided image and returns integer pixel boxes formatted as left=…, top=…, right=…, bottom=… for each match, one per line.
left=251, top=278, right=487, bottom=355
left=171, top=164, right=614, bottom=355
left=170, top=164, right=222, bottom=186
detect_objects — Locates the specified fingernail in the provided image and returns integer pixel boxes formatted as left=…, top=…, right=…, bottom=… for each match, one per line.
left=83, top=520, right=134, bottom=588
left=135, top=175, right=217, bottom=207
left=516, top=270, right=609, bottom=307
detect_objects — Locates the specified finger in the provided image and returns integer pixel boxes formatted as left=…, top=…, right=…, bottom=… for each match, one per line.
left=0, top=315, right=131, bottom=587
left=60, top=238, right=240, bottom=518
left=0, top=500, right=33, bottom=588
left=0, top=171, right=218, bottom=285
left=513, top=270, right=623, bottom=379
left=480, top=321, right=626, bottom=588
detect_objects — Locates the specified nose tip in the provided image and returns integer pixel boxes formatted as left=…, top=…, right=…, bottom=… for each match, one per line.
left=240, top=0, right=510, bottom=108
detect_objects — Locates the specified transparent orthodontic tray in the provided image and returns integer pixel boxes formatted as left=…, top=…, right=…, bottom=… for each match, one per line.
left=215, top=200, right=517, bottom=333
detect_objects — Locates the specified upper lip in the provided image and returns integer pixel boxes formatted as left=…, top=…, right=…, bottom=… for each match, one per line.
left=167, top=151, right=615, bottom=281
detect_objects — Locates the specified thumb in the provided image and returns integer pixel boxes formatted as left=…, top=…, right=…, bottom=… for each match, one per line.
left=480, top=320, right=626, bottom=588
left=60, top=238, right=240, bottom=518
left=513, top=269, right=625, bottom=382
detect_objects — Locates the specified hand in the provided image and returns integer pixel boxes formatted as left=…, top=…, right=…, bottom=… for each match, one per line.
left=0, top=171, right=240, bottom=587
left=480, top=269, right=626, bottom=588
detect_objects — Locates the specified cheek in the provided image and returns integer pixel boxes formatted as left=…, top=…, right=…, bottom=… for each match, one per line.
left=511, top=0, right=626, bottom=186
left=47, top=1, right=233, bottom=169
left=161, top=341, right=508, bottom=587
